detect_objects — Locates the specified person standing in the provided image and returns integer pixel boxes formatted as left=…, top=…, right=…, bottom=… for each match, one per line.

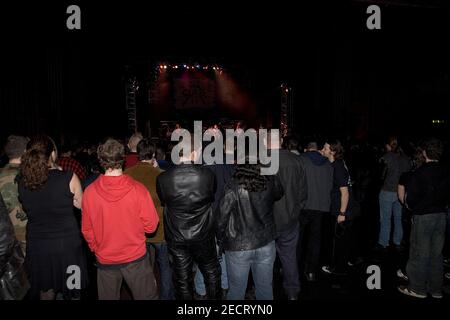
left=298, top=141, right=333, bottom=282
left=272, top=136, right=307, bottom=299
left=398, top=138, right=450, bottom=299
left=0, top=135, right=29, bottom=254
left=321, top=140, right=359, bottom=276
left=125, top=139, right=175, bottom=300
left=156, top=140, right=221, bottom=300
left=217, top=162, right=284, bottom=300
left=82, top=138, right=159, bottom=300
left=376, top=137, right=411, bottom=251
left=0, top=193, right=29, bottom=300
left=18, top=135, right=88, bottom=300
left=194, top=152, right=234, bottom=300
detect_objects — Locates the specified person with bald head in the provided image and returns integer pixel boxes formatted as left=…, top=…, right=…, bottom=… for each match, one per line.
left=124, top=132, right=143, bottom=169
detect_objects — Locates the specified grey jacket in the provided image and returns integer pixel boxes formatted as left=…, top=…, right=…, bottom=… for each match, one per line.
left=380, top=152, right=411, bottom=192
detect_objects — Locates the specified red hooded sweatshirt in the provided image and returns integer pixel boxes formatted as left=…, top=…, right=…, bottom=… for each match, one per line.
left=82, top=174, right=159, bottom=265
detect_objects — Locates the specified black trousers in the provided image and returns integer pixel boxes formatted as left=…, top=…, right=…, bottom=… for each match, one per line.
left=168, top=236, right=221, bottom=300
left=276, top=221, right=300, bottom=296
left=298, top=210, right=326, bottom=273
left=330, top=220, right=354, bottom=273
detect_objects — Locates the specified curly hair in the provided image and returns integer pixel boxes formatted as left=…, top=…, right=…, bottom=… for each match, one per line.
left=20, top=135, right=56, bottom=190
left=98, top=139, right=125, bottom=170
left=233, top=163, right=267, bottom=192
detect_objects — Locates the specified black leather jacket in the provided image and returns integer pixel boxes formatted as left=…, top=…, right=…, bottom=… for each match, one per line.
left=156, top=164, right=216, bottom=243
left=0, top=194, right=29, bottom=300
left=216, top=175, right=284, bottom=251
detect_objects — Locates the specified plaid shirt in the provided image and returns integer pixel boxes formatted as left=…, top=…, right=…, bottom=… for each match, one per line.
left=58, top=156, right=87, bottom=181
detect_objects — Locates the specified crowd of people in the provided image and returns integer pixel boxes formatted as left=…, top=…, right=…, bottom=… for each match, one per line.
left=0, top=126, right=449, bottom=300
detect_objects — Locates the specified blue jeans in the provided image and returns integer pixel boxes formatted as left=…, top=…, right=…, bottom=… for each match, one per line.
left=406, top=213, right=446, bottom=295
left=194, top=249, right=228, bottom=295
left=225, top=241, right=276, bottom=300
left=378, top=190, right=403, bottom=247
left=148, top=243, right=175, bottom=300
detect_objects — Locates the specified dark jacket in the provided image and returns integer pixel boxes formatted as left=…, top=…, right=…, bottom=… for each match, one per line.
left=217, top=175, right=284, bottom=251
left=300, top=151, right=333, bottom=212
left=406, top=162, right=450, bottom=215
left=0, top=194, right=29, bottom=300
left=204, top=164, right=235, bottom=213
left=273, top=150, right=307, bottom=234
left=156, top=164, right=216, bottom=243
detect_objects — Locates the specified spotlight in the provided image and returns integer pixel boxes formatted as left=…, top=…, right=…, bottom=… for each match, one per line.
left=183, top=64, right=187, bottom=68
left=196, top=65, right=200, bottom=69
left=164, top=65, right=167, bottom=69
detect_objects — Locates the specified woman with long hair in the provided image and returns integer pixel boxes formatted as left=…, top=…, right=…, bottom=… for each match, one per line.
left=216, top=161, right=283, bottom=300
left=18, top=135, right=88, bottom=300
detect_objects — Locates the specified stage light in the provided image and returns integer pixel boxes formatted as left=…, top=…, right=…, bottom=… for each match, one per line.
left=183, top=64, right=187, bottom=68
left=196, top=65, right=200, bottom=69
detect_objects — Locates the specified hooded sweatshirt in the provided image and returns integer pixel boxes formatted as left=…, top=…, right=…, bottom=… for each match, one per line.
left=299, top=151, right=334, bottom=212
left=82, top=174, right=159, bottom=265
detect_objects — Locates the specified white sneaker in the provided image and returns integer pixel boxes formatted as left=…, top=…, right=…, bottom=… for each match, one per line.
left=443, top=259, right=450, bottom=267
left=322, top=265, right=333, bottom=274
left=398, top=286, right=427, bottom=299
left=396, top=269, right=409, bottom=281
left=321, top=265, right=347, bottom=276
left=431, top=292, right=443, bottom=299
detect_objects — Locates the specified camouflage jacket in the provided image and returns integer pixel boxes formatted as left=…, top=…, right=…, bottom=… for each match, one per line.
left=0, top=164, right=27, bottom=244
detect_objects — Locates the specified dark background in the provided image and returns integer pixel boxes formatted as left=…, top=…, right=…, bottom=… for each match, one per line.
left=0, top=0, right=449, bottom=145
